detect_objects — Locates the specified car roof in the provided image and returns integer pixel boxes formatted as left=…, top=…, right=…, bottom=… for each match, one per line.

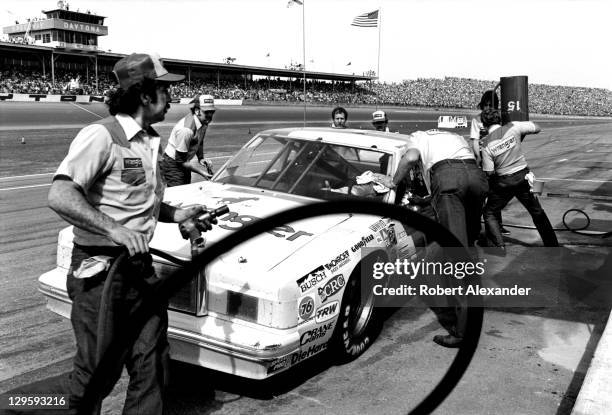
left=259, top=127, right=412, bottom=153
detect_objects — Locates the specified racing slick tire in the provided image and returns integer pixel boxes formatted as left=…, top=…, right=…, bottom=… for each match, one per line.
left=331, top=251, right=386, bottom=363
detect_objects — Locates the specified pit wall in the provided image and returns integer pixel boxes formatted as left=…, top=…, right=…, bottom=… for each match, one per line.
left=0, top=93, right=243, bottom=106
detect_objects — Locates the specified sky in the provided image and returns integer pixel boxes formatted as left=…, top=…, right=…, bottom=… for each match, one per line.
left=3, top=0, right=612, bottom=89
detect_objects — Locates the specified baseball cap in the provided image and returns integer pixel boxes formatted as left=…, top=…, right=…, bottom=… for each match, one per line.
left=113, top=53, right=185, bottom=89
left=372, top=110, right=387, bottom=122
left=190, top=94, right=216, bottom=112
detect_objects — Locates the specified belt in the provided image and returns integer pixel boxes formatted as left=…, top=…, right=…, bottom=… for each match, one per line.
left=430, top=158, right=476, bottom=173
left=497, top=167, right=529, bottom=177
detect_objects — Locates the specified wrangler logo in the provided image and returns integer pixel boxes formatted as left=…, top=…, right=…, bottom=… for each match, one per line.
left=123, top=158, right=143, bottom=169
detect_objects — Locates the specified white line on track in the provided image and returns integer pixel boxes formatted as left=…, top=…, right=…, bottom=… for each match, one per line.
left=0, top=172, right=53, bottom=180
left=0, top=183, right=51, bottom=191
left=69, top=102, right=104, bottom=119
left=538, top=177, right=612, bottom=183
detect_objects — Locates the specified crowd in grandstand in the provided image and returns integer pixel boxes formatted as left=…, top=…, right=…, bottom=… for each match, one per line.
left=1, top=67, right=610, bottom=116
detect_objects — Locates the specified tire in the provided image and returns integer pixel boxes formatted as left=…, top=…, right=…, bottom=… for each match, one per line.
left=331, top=251, right=385, bottom=362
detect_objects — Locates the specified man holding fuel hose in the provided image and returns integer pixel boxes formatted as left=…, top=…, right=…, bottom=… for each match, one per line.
left=47, top=53, right=216, bottom=414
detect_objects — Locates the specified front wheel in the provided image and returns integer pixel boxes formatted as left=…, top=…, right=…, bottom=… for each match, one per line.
left=331, top=252, right=385, bottom=362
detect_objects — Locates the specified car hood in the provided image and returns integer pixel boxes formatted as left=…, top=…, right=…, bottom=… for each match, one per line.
left=151, top=181, right=353, bottom=273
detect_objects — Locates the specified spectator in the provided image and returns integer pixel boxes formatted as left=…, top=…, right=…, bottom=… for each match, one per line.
left=331, top=106, right=348, bottom=128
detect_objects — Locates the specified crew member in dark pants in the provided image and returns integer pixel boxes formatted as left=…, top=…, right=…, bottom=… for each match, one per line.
left=47, top=53, right=214, bottom=414
left=480, top=108, right=559, bottom=251
left=470, top=90, right=511, bottom=235
left=384, top=129, right=489, bottom=348
left=160, top=94, right=216, bottom=186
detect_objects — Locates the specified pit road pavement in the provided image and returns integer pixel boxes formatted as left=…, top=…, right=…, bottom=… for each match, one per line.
left=1, top=104, right=610, bottom=414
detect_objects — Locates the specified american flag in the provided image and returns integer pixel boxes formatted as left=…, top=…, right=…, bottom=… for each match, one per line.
left=351, top=10, right=379, bottom=27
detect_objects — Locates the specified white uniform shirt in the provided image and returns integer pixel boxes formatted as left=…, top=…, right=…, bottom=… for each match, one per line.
left=55, top=114, right=164, bottom=246
left=481, top=121, right=538, bottom=175
left=406, top=129, right=475, bottom=189
left=165, top=114, right=204, bottom=161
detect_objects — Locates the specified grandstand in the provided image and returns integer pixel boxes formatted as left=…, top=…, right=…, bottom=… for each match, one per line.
left=1, top=1, right=371, bottom=97
left=1, top=3, right=611, bottom=116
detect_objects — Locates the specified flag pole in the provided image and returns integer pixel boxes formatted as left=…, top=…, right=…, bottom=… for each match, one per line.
left=302, top=0, right=306, bottom=127
left=376, top=7, right=382, bottom=110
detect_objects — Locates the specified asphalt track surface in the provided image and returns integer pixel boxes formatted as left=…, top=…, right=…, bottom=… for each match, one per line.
left=1, top=102, right=611, bottom=414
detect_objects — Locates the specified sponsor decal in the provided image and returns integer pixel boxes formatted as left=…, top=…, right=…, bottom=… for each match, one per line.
left=379, top=224, right=397, bottom=248
left=369, top=219, right=386, bottom=232
left=215, top=196, right=259, bottom=206
left=318, top=274, right=345, bottom=303
left=60, top=95, right=77, bottom=102
left=298, top=295, right=315, bottom=321
left=0, top=93, right=14, bottom=101
left=123, top=158, right=143, bottom=169
left=300, top=322, right=334, bottom=346
left=290, top=343, right=328, bottom=365
left=351, top=234, right=375, bottom=253
left=324, top=250, right=350, bottom=273
left=28, top=94, right=47, bottom=101
left=267, top=355, right=291, bottom=374
left=489, top=135, right=517, bottom=157
left=315, top=300, right=339, bottom=323
left=213, top=209, right=313, bottom=241
left=296, top=266, right=327, bottom=293
left=398, top=235, right=416, bottom=259
left=89, top=95, right=105, bottom=102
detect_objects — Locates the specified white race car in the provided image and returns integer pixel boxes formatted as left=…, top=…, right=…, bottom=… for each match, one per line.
left=39, top=127, right=430, bottom=379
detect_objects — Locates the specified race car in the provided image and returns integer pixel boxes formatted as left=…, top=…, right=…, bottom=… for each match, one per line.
left=38, top=127, right=431, bottom=379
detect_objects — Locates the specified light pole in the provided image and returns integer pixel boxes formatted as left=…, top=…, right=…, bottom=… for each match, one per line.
left=288, top=0, right=306, bottom=127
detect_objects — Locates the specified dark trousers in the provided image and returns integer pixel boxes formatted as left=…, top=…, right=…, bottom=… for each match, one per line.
left=428, top=159, right=487, bottom=340
left=160, top=153, right=190, bottom=187
left=66, top=244, right=169, bottom=415
left=430, top=159, right=489, bottom=247
left=483, top=168, right=559, bottom=247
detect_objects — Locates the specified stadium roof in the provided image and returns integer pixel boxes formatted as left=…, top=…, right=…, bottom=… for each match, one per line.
left=42, top=8, right=107, bottom=18
left=0, top=41, right=375, bottom=82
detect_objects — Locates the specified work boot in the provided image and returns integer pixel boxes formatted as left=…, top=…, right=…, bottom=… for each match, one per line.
left=433, top=334, right=463, bottom=348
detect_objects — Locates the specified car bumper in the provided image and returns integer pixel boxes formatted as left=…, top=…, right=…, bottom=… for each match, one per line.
left=38, top=267, right=300, bottom=380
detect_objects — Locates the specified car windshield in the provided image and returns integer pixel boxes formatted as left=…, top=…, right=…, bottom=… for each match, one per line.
left=215, top=134, right=393, bottom=201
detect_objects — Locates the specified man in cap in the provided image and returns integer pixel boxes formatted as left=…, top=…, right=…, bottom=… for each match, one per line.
left=372, top=110, right=390, bottom=132
left=47, top=53, right=215, bottom=414
left=160, top=94, right=217, bottom=186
